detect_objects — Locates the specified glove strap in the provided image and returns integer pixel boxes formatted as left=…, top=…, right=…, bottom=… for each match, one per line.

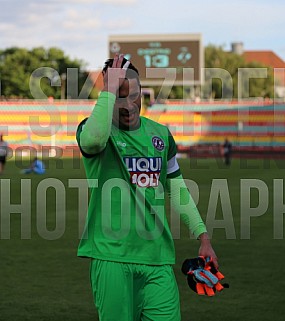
left=193, top=269, right=219, bottom=287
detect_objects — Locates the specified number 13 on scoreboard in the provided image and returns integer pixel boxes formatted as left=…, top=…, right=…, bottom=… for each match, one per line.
left=143, top=54, right=169, bottom=68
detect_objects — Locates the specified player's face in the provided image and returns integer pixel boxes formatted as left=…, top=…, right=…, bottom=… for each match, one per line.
left=113, top=78, right=141, bottom=130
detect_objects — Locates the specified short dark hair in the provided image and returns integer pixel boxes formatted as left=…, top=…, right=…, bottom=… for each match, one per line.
left=103, top=57, right=140, bottom=85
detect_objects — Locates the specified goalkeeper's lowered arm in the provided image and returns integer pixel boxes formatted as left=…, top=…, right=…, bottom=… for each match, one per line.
left=166, top=174, right=219, bottom=268
left=166, top=174, right=207, bottom=239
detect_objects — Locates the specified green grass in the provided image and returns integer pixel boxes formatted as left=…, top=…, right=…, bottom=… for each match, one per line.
left=0, top=157, right=284, bottom=321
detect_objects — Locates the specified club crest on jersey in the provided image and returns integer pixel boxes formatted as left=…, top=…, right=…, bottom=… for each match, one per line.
left=124, top=157, right=162, bottom=187
left=152, top=136, right=165, bottom=151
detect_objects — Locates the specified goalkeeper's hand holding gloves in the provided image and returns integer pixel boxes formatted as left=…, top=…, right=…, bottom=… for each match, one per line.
left=181, top=256, right=229, bottom=296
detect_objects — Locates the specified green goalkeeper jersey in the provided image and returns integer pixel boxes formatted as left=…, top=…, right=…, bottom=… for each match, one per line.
left=76, top=116, right=181, bottom=265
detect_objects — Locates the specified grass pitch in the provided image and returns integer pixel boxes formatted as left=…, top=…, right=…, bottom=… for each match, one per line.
left=0, top=157, right=284, bottom=321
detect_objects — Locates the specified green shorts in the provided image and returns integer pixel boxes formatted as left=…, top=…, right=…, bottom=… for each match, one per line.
left=90, top=259, right=181, bottom=321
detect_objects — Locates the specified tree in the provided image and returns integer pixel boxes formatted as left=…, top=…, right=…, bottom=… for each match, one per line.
left=204, top=45, right=274, bottom=99
left=0, top=47, right=95, bottom=99
left=147, top=45, right=274, bottom=101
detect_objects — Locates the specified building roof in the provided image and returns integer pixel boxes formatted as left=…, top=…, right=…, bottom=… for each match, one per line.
left=243, top=51, right=285, bottom=86
left=243, top=51, right=285, bottom=68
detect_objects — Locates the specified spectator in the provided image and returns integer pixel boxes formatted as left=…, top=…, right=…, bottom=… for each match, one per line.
left=222, top=138, right=232, bottom=166
left=21, top=157, right=45, bottom=174
left=0, top=134, right=8, bottom=174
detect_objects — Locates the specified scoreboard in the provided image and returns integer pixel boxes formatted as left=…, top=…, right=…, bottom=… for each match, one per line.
left=108, top=34, right=203, bottom=86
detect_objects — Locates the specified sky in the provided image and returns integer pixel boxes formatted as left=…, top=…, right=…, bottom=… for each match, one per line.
left=1, top=0, right=285, bottom=70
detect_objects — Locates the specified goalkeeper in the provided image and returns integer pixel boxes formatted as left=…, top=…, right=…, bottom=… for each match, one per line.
left=76, top=54, right=218, bottom=321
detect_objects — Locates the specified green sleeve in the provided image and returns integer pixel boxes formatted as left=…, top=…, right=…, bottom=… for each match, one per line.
left=79, top=91, right=116, bottom=155
left=166, top=128, right=181, bottom=178
left=167, top=128, right=177, bottom=161
left=166, top=174, right=207, bottom=239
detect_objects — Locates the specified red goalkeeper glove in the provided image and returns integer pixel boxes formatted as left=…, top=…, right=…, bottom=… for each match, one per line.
left=181, top=256, right=229, bottom=296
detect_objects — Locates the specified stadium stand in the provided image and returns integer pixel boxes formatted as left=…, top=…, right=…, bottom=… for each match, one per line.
left=0, top=100, right=93, bottom=151
left=1, top=99, right=285, bottom=158
left=144, top=101, right=285, bottom=157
